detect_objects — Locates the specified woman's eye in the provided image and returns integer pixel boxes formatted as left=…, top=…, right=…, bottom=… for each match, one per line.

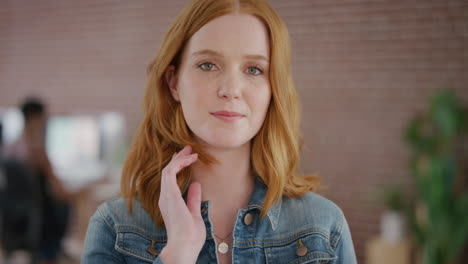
left=247, top=66, right=263, bottom=75
left=198, top=62, right=215, bottom=71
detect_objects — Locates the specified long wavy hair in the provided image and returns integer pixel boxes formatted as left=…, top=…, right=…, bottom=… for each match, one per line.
left=121, top=0, right=320, bottom=227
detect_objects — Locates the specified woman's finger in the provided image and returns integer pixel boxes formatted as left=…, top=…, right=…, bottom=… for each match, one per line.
left=163, top=154, right=195, bottom=189
left=161, top=153, right=198, bottom=204
left=174, top=145, right=192, bottom=159
left=174, top=154, right=198, bottom=173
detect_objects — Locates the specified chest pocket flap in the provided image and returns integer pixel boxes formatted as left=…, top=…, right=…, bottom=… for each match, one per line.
left=264, top=231, right=337, bottom=264
left=115, top=226, right=166, bottom=263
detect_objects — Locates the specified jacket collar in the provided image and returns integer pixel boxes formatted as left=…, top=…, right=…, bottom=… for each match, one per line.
left=245, top=177, right=282, bottom=231
left=190, top=177, right=282, bottom=231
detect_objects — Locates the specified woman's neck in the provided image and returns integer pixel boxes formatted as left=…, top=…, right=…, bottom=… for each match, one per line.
left=191, top=141, right=255, bottom=208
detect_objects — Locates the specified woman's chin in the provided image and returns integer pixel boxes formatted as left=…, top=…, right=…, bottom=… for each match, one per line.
left=198, top=136, right=250, bottom=150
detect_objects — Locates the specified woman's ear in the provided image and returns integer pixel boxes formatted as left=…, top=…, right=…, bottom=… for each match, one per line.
left=165, top=65, right=180, bottom=102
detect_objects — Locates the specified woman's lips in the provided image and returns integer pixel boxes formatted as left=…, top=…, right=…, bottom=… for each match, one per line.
left=210, top=111, right=244, bottom=122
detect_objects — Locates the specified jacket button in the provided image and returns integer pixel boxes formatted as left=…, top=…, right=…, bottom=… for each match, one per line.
left=148, top=240, right=158, bottom=256
left=296, top=246, right=308, bottom=257
left=147, top=247, right=158, bottom=256
left=296, top=239, right=308, bottom=257
left=243, top=213, right=253, bottom=225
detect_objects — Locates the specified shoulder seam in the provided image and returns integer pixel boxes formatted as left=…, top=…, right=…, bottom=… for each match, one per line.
left=331, top=208, right=344, bottom=250
left=97, top=205, right=116, bottom=234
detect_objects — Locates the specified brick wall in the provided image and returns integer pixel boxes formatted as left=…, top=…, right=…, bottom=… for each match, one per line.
left=1, top=0, right=467, bottom=262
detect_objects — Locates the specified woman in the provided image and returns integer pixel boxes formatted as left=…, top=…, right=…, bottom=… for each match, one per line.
left=82, top=0, right=357, bottom=263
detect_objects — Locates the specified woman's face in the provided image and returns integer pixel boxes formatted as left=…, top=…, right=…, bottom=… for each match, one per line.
left=167, top=13, right=272, bottom=149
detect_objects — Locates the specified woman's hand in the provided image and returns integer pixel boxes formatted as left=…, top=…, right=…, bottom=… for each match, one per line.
left=158, top=145, right=205, bottom=263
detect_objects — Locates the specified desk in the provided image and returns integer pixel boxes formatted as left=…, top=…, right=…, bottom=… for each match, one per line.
left=365, top=237, right=412, bottom=264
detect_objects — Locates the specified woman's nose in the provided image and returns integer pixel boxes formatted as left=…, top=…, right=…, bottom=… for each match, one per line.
left=217, top=72, right=242, bottom=100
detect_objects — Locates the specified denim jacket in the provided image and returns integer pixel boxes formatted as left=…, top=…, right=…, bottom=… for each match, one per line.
left=82, top=178, right=357, bottom=264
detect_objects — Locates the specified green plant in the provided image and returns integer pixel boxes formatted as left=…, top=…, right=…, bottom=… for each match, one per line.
left=405, top=90, right=468, bottom=264
left=378, top=184, right=406, bottom=212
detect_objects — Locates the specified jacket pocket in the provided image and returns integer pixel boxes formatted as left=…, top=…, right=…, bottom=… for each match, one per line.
left=264, top=231, right=337, bottom=264
left=115, top=226, right=166, bottom=263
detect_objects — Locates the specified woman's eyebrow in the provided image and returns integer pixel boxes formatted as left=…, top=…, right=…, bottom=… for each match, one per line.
left=191, top=49, right=223, bottom=58
left=191, top=49, right=269, bottom=62
left=244, top=54, right=269, bottom=62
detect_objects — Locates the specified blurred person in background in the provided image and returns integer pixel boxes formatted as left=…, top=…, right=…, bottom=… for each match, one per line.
left=0, top=120, right=3, bottom=193
left=3, top=98, right=72, bottom=264
left=0, top=122, right=3, bottom=151
left=0, top=122, right=4, bottom=212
